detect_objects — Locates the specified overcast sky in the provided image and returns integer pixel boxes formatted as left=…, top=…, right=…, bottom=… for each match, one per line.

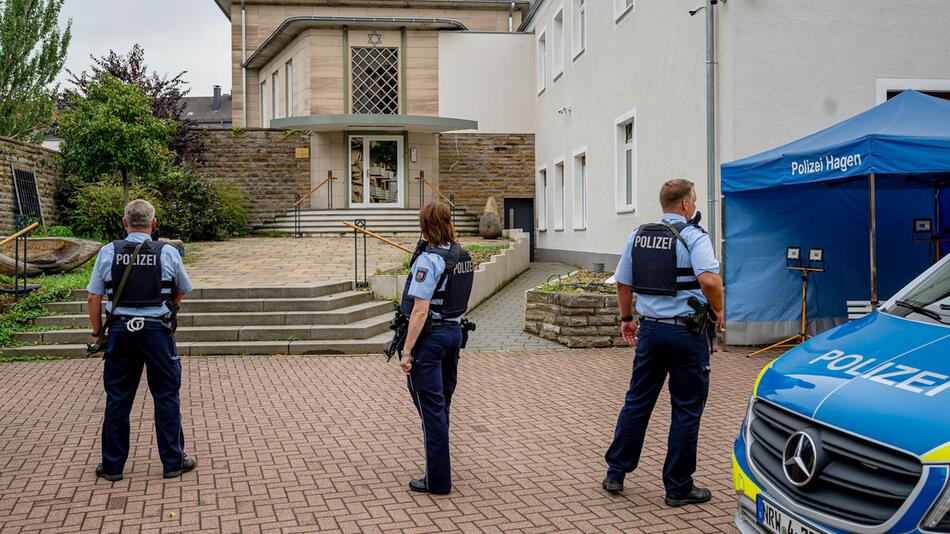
left=56, top=0, right=232, bottom=97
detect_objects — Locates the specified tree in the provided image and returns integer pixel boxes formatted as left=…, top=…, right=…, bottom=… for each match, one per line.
left=0, top=0, right=71, bottom=143
left=58, top=75, right=177, bottom=205
left=67, top=44, right=201, bottom=162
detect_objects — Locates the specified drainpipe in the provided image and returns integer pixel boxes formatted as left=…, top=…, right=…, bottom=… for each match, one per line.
left=705, top=0, right=719, bottom=255
left=509, top=2, right=515, bottom=32
left=241, top=0, right=247, bottom=127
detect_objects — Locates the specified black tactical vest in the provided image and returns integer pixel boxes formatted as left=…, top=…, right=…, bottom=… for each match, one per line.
left=400, top=243, right=474, bottom=319
left=630, top=222, right=702, bottom=296
left=106, top=240, right=174, bottom=307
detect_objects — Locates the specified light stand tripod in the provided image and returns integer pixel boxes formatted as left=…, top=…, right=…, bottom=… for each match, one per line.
left=749, top=261, right=825, bottom=358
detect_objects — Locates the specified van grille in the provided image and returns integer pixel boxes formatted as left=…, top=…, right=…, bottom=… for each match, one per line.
left=748, top=400, right=922, bottom=526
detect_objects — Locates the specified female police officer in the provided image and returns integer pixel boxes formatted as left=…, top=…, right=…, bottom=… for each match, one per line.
left=398, top=201, right=474, bottom=494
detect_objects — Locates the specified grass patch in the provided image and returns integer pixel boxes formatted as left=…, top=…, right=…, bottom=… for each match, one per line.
left=0, top=261, right=94, bottom=348
left=537, top=270, right=615, bottom=294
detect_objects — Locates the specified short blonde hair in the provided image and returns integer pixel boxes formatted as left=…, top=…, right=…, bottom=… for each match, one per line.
left=124, top=199, right=156, bottom=228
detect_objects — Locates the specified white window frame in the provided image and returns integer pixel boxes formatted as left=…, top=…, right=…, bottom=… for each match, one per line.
left=615, top=0, right=635, bottom=24
left=553, top=157, right=565, bottom=231
left=260, top=80, right=268, bottom=127
left=537, top=165, right=548, bottom=231
left=271, top=71, right=280, bottom=119
left=572, top=0, right=586, bottom=61
left=572, top=146, right=588, bottom=230
left=285, top=60, right=294, bottom=118
left=615, top=108, right=637, bottom=213
left=552, top=6, right=565, bottom=81
left=537, top=28, right=547, bottom=95
left=875, top=78, right=950, bottom=104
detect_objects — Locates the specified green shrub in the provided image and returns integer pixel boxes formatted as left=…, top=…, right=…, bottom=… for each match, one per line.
left=144, top=168, right=249, bottom=241
left=65, top=183, right=162, bottom=242
left=211, top=180, right=250, bottom=237
left=32, top=226, right=75, bottom=238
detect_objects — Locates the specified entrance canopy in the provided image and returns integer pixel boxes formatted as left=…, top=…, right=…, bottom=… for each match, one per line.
left=721, top=91, right=950, bottom=345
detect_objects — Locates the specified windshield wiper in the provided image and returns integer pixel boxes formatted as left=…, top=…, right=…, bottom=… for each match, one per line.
left=895, top=300, right=950, bottom=324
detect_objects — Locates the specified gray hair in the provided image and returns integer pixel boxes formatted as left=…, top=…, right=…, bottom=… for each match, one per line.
left=124, top=199, right=156, bottom=228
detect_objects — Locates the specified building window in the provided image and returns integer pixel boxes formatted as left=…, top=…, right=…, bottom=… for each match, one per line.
left=615, top=0, right=634, bottom=22
left=537, top=29, right=547, bottom=95
left=552, top=7, right=564, bottom=80
left=554, top=158, right=565, bottom=230
left=537, top=166, right=548, bottom=231
left=271, top=71, right=280, bottom=119
left=285, top=60, right=294, bottom=118
left=260, top=80, right=267, bottom=127
left=615, top=109, right=637, bottom=212
left=572, top=148, right=587, bottom=229
left=352, top=47, right=399, bottom=114
left=573, top=0, right=586, bottom=60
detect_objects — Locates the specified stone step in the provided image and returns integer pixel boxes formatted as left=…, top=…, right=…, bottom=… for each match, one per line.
left=35, top=301, right=395, bottom=328
left=66, top=281, right=353, bottom=302
left=46, top=290, right=373, bottom=314
left=0, top=333, right=392, bottom=358
left=15, top=315, right=392, bottom=345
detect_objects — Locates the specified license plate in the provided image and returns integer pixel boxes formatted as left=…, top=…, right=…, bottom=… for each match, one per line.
left=757, top=496, right=829, bottom=534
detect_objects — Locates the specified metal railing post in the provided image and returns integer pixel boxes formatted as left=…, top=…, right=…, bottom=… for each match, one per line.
left=327, top=170, right=334, bottom=209
left=294, top=193, right=301, bottom=238
left=353, top=220, right=359, bottom=288
left=449, top=194, right=456, bottom=226
left=418, top=170, right=425, bottom=208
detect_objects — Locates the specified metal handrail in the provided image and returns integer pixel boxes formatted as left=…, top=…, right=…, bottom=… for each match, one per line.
left=0, top=221, right=39, bottom=248
left=295, top=171, right=338, bottom=207
left=414, top=171, right=454, bottom=207
left=342, top=221, right=413, bottom=254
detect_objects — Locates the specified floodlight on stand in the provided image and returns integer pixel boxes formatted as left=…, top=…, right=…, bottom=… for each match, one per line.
left=808, top=248, right=824, bottom=263
left=786, top=246, right=801, bottom=267
left=915, top=218, right=932, bottom=234
left=751, top=245, right=823, bottom=358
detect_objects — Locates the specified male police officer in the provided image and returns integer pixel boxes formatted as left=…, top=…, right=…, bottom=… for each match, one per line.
left=601, top=179, right=724, bottom=507
left=87, top=199, right=195, bottom=481
left=398, top=201, right=474, bottom=495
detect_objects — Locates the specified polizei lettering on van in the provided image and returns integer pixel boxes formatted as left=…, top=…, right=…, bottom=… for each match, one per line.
left=791, top=153, right=862, bottom=176
left=809, top=350, right=950, bottom=397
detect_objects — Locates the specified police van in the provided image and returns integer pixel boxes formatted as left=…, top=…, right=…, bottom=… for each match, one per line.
left=733, top=253, right=950, bottom=534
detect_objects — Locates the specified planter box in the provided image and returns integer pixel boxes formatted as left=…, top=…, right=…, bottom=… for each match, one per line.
left=369, top=228, right=530, bottom=310
left=524, top=289, right=636, bottom=349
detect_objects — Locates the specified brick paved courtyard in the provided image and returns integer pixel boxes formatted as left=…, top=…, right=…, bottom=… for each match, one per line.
left=0, top=349, right=773, bottom=533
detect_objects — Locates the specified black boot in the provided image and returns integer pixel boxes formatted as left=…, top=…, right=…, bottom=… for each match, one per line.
left=163, top=457, right=197, bottom=479
left=665, top=486, right=711, bottom=507
left=95, top=464, right=123, bottom=482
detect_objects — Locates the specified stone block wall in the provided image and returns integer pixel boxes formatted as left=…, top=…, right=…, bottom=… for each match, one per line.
left=438, top=133, right=534, bottom=215
left=193, top=129, right=310, bottom=226
left=0, top=137, right=63, bottom=234
left=525, top=290, right=634, bottom=349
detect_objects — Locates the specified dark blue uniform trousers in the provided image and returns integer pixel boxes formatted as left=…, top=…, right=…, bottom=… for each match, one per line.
left=101, top=319, right=185, bottom=474
left=604, top=320, right=710, bottom=496
left=407, top=324, right=462, bottom=494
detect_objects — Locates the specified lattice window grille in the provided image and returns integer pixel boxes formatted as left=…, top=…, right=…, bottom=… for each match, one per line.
left=351, top=47, right=399, bottom=115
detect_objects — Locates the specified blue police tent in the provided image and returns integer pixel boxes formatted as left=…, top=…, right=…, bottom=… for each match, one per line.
left=721, top=90, right=950, bottom=346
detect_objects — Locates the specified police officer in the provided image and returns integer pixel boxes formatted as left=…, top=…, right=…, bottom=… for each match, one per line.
left=86, top=199, right=196, bottom=482
left=601, top=179, right=724, bottom=506
left=398, top=201, right=474, bottom=495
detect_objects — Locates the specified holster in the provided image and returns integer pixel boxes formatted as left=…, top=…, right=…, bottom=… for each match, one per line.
left=686, top=297, right=710, bottom=336
left=162, top=301, right=180, bottom=333
left=460, top=318, right=476, bottom=349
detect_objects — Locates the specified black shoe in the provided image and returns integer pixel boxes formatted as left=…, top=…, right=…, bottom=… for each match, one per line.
left=665, top=486, right=711, bottom=507
left=602, top=477, right=623, bottom=494
left=163, top=457, right=197, bottom=479
left=408, top=478, right=451, bottom=495
left=95, top=464, right=123, bottom=482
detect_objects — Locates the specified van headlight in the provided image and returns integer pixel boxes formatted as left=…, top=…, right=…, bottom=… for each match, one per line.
left=923, top=482, right=950, bottom=532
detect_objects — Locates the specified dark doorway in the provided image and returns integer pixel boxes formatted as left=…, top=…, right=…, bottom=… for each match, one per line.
left=504, top=198, right=535, bottom=261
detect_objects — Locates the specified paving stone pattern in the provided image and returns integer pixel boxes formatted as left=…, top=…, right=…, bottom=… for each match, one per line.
left=464, top=262, right=575, bottom=352
left=0, top=349, right=773, bottom=533
left=185, top=236, right=507, bottom=288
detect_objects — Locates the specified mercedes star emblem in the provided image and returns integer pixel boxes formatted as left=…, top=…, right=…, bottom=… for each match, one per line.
left=783, top=430, right=819, bottom=487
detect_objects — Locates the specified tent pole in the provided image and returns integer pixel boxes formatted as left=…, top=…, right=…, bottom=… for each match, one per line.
left=870, top=173, right=878, bottom=307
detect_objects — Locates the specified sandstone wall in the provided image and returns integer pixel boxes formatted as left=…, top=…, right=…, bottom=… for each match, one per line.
left=0, top=137, right=62, bottom=235
left=194, top=129, right=310, bottom=226
left=438, top=133, right=535, bottom=215
left=524, top=290, right=632, bottom=349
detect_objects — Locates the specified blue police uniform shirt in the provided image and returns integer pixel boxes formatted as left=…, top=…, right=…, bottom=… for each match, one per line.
left=86, top=232, right=194, bottom=317
left=407, top=244, right=462, bottom=322
left=615, top=213, right=719, bottom=318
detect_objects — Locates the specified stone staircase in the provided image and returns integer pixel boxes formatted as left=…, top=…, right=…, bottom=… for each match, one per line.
left=256, top=207, right=480, bottom=235
left=1, top=281, right=395, bottom=358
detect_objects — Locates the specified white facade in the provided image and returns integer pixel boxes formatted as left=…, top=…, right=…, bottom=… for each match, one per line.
left=525, top=0, right=950, bottom=267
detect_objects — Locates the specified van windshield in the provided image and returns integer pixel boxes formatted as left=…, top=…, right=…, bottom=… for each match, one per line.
left=882, top=259, right=950, bottom=326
